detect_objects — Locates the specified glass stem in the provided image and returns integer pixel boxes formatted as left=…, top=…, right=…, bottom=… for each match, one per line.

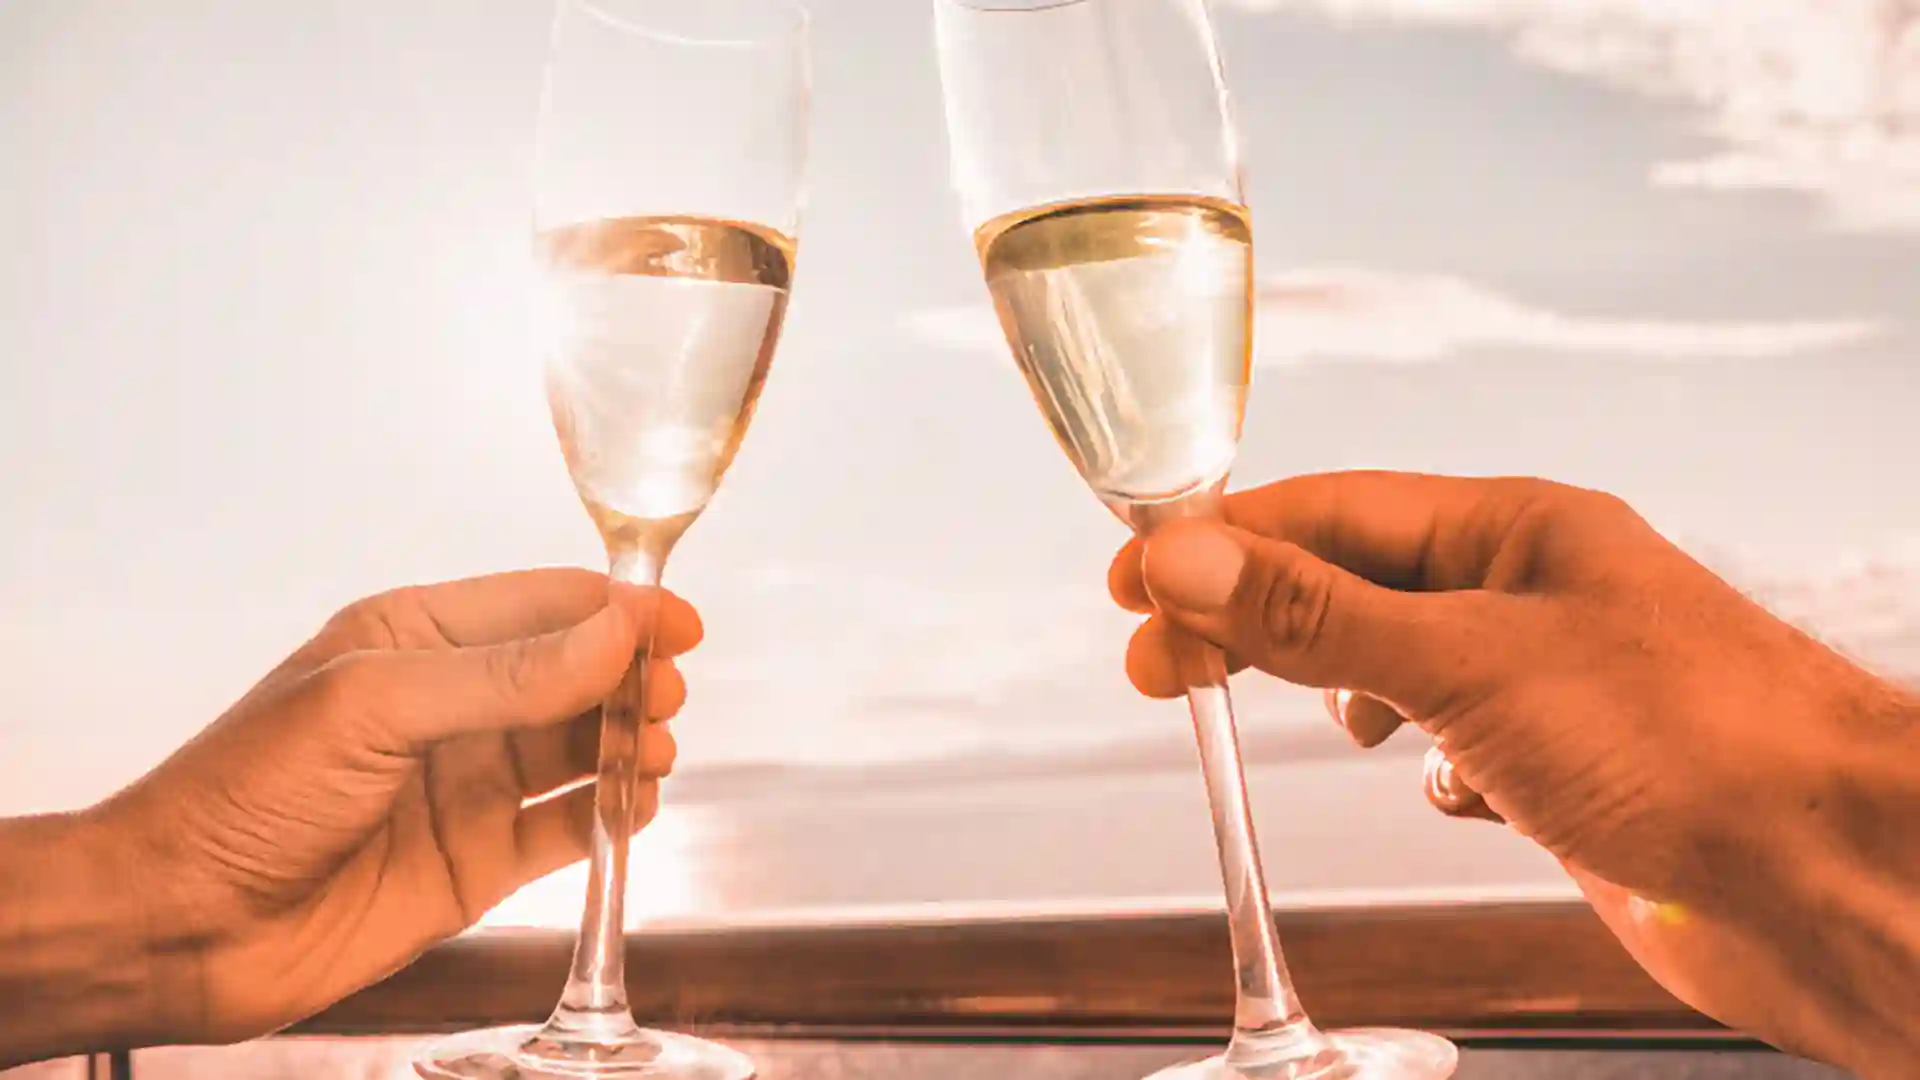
left=535, top=547, right=666, bottom=1050
left=1131, top=492, right=1339, bottom=1074
left=1183, top=644, right=1337, bottom=1070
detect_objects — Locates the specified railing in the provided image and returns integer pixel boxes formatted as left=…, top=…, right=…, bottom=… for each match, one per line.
left=27, top=897, right=1764, bottom=1079
left=297, top=897, right=1726, bottom=1041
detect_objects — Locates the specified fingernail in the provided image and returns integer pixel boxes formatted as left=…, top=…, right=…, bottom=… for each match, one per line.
left=1146, top=525, right=1244, bottom=614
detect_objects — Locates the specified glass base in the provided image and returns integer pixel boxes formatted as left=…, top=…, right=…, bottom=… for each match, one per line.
left=1145, top=1028, right=1458, bottom=1080
left=414, top=1024, right=755, bottom=1080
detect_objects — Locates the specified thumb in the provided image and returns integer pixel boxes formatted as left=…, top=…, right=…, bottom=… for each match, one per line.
left=1141, top=519, right=1493, bottom=716
left=332, top=582, right=654, bottom=750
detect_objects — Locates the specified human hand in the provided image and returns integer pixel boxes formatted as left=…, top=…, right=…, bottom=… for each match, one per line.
left=1108, top=472, right=1919, bottom=1077
left=93, top=569, right=699, bottom=1046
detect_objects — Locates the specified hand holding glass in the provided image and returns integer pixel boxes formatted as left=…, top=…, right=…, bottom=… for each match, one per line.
left=415, top=2, right=808, bottom=1077
left=934, top=2, right=1458, bottom=1077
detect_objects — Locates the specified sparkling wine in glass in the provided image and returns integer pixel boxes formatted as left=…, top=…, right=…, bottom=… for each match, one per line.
left=415, top=2, right=809, bottom=1078
left=934, top=2, right=1458, bottom=1078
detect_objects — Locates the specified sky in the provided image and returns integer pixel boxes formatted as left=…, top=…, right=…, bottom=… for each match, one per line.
left=1, top=0, right=1915, bottom=908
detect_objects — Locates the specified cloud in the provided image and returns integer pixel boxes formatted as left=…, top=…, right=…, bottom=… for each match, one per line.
left=900, top=267, right=1883, bottom=365
left=1254, top=268, right=1883, bottom=362
left=1218, top=0, right=1920, bottom=232
left=673, top=563, right=1135, bottom=770
left=1721, top=536, right=1920, bottom=680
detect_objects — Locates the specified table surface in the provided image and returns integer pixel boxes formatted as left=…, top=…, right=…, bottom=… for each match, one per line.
left=8, top=1037, right=1854, bottom=1080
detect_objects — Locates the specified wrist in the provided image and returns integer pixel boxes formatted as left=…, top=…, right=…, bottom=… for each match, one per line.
left=0, top=807, right=199, bottom=1066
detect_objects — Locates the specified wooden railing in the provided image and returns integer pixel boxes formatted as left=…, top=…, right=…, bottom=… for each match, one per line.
left=296, top=898, right=1734, bottom=1042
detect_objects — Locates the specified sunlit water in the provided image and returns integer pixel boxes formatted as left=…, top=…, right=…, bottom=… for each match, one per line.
left=479, top=757, right=1574, bottom=930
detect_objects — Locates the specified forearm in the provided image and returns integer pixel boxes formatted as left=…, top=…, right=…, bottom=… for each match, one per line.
left=0, top=810, right=182, bottom=1067
left=1764, top=682, right=1920, bottom=1079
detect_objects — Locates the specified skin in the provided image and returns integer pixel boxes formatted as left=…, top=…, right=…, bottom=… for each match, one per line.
left=0, top=568, right=700, bottom=1068
left=4, top=476, right=1914, bottom=1073
left=1109, top=471, right=1920, bottom=1080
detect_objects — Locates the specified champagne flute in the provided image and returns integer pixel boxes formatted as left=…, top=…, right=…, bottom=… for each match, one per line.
left=415, top=2, right=808, bottom=1077
left=932, top=2, right=1457, bottom=1077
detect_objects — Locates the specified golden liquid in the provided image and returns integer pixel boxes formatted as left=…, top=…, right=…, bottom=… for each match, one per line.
left=976, top=194, right=1252, bottom=507
left=536, top=215, right=794, bottom=559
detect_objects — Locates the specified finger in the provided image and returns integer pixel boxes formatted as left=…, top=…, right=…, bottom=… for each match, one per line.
left=1423, top=746, right=1505, bottom=824
left=1217, top=471, right=1559, bottom=593
left=1324, top=688, right=1407, bottom=749
left=292, top=571, right=704, bottom=686
left=509, top=661, right=686, bottom=797
left=332, top=582, right=659, bottom=749
left=1111, top=471, right=1597, bottom=617
left=406, top=571, right=704, bottom=656
left=401, top=568, right=620, bottom=644
left=512, top=716, right=681, bottom=800
left=644, top=657, right=688, bottom=720
left=1140, top=518, right=1505, bottom=715
left=639, top=721, right=680, bottom=778
left=1126, top=617, right=1252, bottom=699
left=417, top=738, right=526, bottom=921
left=599, top=711, right=681, bottom=780
left=513, top=779, right=661, bottom=884
left=1109, top=535, right=1152, bottom=614
left=511, top=711, right=601, bottom=798
left=638, top=721, right=679, bottom=778
left=1126, top=619, right=1184, bottom=699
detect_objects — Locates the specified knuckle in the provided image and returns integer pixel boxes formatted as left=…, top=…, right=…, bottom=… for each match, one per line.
left=299, top=653, right=396, bottom=743
left=1493, top=481, right=1567, bottom=536
left=1565, top=485, right=1637, bottom=523
left=331, top=591, right=385, bottom=625
left=325, top=590, right=406, bottom=646
left=1254, top=545, right=1333, bottom=654
left=484, top=639, right=539, bottom=702
left=324, top=585, right=455, bottom=652
left=1513, top=479, right=1631, bottom=532
left=1551, top=486, right=1642, bottom=543
left=306, top=651, right=378, bottom=707
left=316, top=603, right=374, bottom=650
left=1498, top=481, right=1652, bottom=591
left=1483, top=481, right=1599, bottom=588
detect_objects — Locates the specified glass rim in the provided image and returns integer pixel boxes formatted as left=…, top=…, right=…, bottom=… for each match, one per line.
left=574, top=0, right=810, bottom=49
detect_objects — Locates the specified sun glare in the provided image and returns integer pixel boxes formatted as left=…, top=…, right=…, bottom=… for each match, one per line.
left=526, top=262, right=584, bottom=366
left=479, top=803, right=705, bottom=929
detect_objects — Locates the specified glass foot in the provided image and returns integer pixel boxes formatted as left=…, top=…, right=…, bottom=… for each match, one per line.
left=414, top=1024, right=755, bottom=1080
left=1145, top=1028, right=1457, bottom=1080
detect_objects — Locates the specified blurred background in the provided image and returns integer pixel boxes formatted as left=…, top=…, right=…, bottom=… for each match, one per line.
left=2, top=0, right=1914, bottom=934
